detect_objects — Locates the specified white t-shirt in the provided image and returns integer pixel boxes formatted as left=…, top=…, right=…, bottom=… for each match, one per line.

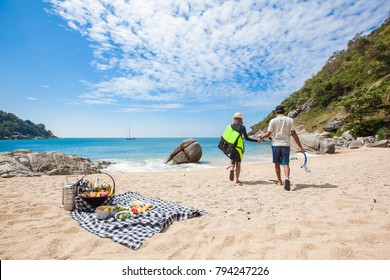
left=267, top=114, right=296, bottom=146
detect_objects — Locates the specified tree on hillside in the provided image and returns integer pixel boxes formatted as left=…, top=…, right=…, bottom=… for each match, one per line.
left=342, top=86, right=386, bottom=136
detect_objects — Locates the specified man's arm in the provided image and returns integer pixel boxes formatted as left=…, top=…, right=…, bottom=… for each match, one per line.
left=291, top=130, right=305, bottom=153
left=258, top=131, right=272, bottom=143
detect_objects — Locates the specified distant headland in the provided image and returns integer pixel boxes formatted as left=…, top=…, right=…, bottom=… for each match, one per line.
left=0, top=110, right=58, bottom=140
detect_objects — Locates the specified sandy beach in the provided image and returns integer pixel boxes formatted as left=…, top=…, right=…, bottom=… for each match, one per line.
left=0, top=147, right=389, bottom=260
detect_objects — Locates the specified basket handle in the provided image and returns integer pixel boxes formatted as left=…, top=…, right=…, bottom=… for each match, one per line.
left=74, top=172, right=115, bottom=195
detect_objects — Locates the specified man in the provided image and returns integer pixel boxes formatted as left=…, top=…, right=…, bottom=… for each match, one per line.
left=258, top=105, right=305, bottom=191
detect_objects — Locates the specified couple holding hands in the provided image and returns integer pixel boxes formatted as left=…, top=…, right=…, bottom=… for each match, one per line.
left=219, top=105, right=305, bottom=191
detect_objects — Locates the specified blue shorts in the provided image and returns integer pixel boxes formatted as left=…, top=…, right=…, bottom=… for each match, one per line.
left=272, top=146, right=290, bottom=165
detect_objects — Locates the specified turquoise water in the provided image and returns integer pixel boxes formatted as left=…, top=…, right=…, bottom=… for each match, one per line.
left=0, top=138, right=273, bottom=172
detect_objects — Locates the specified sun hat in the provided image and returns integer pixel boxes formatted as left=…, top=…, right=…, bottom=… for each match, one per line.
left=232, top=112, right=244, bottom=120
left=275, top=105, right=285, bottom=113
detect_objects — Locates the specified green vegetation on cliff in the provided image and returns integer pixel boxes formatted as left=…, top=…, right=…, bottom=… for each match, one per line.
left=252, top=17, right=390, bottom=138
left=0, top=110, right=57, bottom=139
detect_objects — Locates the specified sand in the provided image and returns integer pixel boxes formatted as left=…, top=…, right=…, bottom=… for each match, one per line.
left=0, top=147, right=389, bottom=260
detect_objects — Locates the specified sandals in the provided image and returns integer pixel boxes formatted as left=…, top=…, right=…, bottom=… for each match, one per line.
left=284, top=179, right=291, bottom=191
left=227, top=164, right=235, bottom=181
left=229, top=169, right=235, bottom=181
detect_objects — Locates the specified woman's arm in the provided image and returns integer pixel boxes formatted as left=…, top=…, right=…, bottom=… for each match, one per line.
left=258, top=130, right=272, bottom=143
left=242, top=126, right=257, bottom=142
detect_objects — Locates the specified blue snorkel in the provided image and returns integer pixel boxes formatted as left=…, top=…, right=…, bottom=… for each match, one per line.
left=301, top=152, right=311, bottom=173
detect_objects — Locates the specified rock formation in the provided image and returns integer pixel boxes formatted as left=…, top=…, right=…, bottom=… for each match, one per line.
left=323, top=118, right=344, bottom=132
left=294, top=132, right=336, bottom=154
left=0, top=150, right=111, bottom=178
left=165, top=139, right=202, bottom=164
left=251, top=128, right=388, bottom=153
left=251, top=130, right=336, bottom=154
left=333, top=131, right=389, bottom=149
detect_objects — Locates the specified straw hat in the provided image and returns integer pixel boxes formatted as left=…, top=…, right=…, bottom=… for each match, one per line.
left=232, top=112, right=244, bottom=120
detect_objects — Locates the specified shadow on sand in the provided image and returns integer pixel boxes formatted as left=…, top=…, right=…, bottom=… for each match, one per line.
left=244, top=180, right=278, bottom=186
left=293, top=183, right=338, bottom=191
left=241, top=180, right=339, bottom=191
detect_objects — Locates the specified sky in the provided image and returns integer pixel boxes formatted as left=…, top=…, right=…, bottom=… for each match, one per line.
left=0, top=0, right=389, bottom=138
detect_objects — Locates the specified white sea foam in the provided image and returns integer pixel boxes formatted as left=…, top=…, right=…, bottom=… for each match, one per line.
left=101, top=153, right=279, bottom=173
left=102, top=159, right=215, bottom=173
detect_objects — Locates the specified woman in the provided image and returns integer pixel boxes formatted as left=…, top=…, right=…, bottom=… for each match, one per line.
left=220, top=112, right=257, bottom=184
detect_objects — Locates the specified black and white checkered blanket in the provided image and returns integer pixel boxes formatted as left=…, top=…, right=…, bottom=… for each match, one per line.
left=71, top=192, right=207, bottom=250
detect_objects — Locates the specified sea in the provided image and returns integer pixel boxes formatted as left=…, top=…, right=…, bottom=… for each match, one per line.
left=0, top=138, right=273, bottom=173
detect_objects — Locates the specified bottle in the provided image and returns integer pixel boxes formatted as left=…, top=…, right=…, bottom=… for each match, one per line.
left=94, top=178, right=99, bottom=192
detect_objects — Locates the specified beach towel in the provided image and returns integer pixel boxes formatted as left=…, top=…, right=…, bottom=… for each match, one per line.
left=71, top=192, right=207, bottom=250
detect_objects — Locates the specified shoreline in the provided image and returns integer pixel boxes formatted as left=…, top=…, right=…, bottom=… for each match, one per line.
left=0, top=137, right=273, bottom=173
left=0, top=147, right=389, bottom=260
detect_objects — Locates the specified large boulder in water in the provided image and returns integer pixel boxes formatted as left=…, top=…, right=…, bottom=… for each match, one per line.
left=165, top=139, right=202, bottom=164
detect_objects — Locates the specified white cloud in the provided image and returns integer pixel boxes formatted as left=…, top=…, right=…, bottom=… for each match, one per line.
left=48, top=0, right=390, bottom=111
left=118, top=103, right=184, bottom=113
left=27, top=97, right=38, bottom=101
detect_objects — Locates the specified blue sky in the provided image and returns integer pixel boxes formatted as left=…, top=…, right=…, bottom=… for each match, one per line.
left=1, top=0, right=389, bottom=137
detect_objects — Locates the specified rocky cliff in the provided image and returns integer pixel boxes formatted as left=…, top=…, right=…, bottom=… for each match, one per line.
left=0, top=150, right=111, bottom=178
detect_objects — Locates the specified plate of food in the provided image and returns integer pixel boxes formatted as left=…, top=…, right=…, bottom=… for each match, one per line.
left=130, top=200, right=144, bottom=207
left=115, top=210, right=132, bottom=221
left=112, top=205, right=128, bottom=212
left=129, top=202, right=154, bottom=214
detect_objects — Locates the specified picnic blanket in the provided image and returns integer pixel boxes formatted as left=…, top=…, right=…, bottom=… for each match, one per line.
left=71, top=192, right=207, bottom=250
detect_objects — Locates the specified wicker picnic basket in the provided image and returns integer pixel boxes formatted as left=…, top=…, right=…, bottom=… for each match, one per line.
left=74, top=172, right=116, bottom=210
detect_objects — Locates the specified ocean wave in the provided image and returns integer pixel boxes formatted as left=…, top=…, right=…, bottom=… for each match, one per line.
left=101, top=154, right=278, bottom=173
left=102, top=159, right=215, bottom=173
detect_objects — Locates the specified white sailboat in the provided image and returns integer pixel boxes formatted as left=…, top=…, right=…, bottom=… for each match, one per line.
left=126, top=124, right=135, bottom=140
